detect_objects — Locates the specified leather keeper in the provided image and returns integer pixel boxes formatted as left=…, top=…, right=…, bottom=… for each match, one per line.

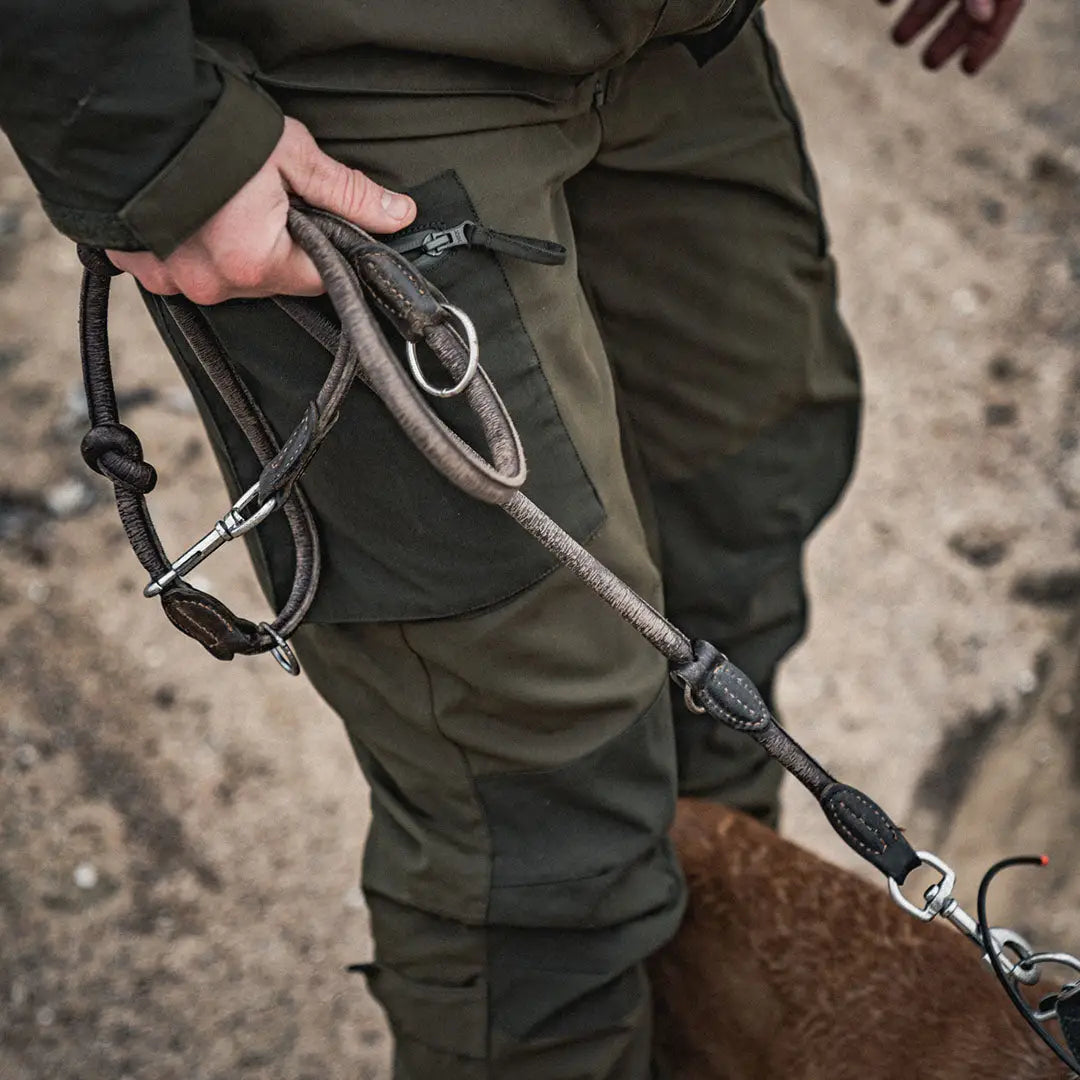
left=355, top=248, right=447, bottom=342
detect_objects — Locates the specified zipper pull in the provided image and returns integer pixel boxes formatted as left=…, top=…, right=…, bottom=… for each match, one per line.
left=420, top=224, right=470, bottom=258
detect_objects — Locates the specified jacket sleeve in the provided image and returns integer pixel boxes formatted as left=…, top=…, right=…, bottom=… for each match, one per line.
left=0, top=0, right=283, bottom=256
left=682, top=0, right=764, bottom=65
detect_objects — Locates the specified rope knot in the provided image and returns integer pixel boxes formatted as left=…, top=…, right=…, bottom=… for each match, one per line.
left=81, top=422, right=157, bottom=494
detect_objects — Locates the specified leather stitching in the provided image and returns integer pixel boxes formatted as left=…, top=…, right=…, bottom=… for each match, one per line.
left=826, top=792, right=894, bottom=856
left=164, top=595, right=237, bottom=652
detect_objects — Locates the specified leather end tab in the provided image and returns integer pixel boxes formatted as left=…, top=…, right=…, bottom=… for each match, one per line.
left=821, top=784, right=922, bottom=884
left=160, top=581, right=262, bottom=661
left=673, top=639, right=770, bottom=731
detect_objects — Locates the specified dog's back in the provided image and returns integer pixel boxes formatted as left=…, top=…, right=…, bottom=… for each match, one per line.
left=652, top=799, right=1068, bottom=1080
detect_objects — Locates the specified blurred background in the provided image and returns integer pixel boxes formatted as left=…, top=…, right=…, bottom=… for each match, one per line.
left=2, top=2, right=1079, bottom=1077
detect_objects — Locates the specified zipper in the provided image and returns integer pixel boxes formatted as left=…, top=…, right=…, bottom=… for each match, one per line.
left=385, top=220, right=567, bottom=268
left=394, top=224, right=471, bottom=260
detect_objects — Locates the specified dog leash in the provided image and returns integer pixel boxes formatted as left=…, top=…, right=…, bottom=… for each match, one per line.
left=77, top=205, right=1080, bottom=1073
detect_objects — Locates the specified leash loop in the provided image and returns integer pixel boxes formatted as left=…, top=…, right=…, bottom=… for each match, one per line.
left=77, top=203, right=1080, bottom=1073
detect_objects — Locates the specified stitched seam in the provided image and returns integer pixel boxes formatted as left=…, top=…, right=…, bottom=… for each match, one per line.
left=724, top=668, right=763, bottom=715
left=701, top=693, right=765, bottom=731
left=365, top=288, right=404, bottom=325
left=366, top=264, right=411, bottom=309
left=269, top=410, right=316, bottom=479
left=701, top=661, right=768, bottom=729
left=842, top=791, right=899, bottom=842
left=164, top=596, right=232, bottom=650
left=828, top=796, right=890, bottom=856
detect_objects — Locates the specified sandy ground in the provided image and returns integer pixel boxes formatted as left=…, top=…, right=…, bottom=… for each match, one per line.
left=1, top=3, right=1079, bottom=1077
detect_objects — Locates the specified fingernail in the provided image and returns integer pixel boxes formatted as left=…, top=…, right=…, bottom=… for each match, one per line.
left=968, top=0, right=993, bottom=20
left=381, top=190, right=413, bottom=221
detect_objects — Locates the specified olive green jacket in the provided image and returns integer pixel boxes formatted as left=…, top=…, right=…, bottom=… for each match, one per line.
left=0, top=1, right=755, bottom=256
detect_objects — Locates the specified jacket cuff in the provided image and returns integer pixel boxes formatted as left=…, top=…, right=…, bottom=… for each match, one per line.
left=42, top=69, right=284, bottom=257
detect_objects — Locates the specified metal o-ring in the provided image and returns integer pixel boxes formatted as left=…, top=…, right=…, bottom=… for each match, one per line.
left=682, top=682, right=707, bottom=715
left=405, top=304, right=479, bottom=398
left=260, top=622, right=301, bottom=677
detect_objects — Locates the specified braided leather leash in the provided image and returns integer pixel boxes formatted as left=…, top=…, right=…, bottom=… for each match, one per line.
left=77, top=205, right=1080, bottom=1071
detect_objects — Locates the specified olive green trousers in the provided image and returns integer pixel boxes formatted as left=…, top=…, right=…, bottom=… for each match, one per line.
left=147, top=16, right=860, bottom=1079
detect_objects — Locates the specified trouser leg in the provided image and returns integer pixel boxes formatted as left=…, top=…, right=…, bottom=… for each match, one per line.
left=147, top=101, right=685, bottom=1078
left=567, top=14, right=862, bottom=825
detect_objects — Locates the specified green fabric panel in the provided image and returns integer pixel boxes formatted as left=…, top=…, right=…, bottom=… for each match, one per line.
left=653, top=403, right=860, bottom=662
left=477, top=692, right=677, bottom=906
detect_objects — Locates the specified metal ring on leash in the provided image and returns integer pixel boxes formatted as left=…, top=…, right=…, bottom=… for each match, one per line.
left=406, top=304, right=479, bottom=398
left=260, top=622, right=301, bottom=676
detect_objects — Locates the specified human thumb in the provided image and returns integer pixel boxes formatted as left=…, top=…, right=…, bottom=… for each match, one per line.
left=277, top=118, right=416, bottom=233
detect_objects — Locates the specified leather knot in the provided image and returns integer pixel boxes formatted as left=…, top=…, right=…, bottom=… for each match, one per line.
left=81, top=423, right=157, bottom=494
left=76, top=245, right=122, bottom=278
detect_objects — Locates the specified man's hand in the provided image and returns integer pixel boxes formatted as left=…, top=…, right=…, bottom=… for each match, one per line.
left=881, top=0, right=1025, bottom=74
left=107, top=117, right=417, bottom=304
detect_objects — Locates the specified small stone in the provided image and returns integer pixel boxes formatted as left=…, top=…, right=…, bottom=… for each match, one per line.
left=948, top=527, right=1009, bottom=569
left=0, top=489, right=43, bottom=543
left=1030, top=150, right=1079, bottom=185
left=984, top=403, right=1017, bottom=427
left=152, top=685, right=176, bottom=710
left=987, top=355, right=1019, bottom=382
left=1016, top=670, right=1038, bottom=695
left=44, top=477, right=95, bottom=519
left=14, top=743, right=39, bottom=770
left=35, top=1006, right=55, bottom=1028
left=1012, top=568, right=1080, bottom=608
left=9, top=980, right=27, bottom=1008
left=73, top=862, right=99, bottom=891
left=26, top=581, right=49, bottom=605
left=951, top=287, right=981, bottom=316
left=979, top=198, right=1005, bottom=225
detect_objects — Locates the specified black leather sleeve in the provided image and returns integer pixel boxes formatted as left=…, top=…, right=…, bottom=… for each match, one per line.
left=0, top=1, right=282, bottom=255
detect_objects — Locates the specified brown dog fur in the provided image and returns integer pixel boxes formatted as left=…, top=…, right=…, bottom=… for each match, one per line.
left=652, top=799, right=1070, bottom=1080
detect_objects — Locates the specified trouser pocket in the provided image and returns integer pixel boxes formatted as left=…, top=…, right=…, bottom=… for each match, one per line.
left=146, top=169, right=603, bottom=624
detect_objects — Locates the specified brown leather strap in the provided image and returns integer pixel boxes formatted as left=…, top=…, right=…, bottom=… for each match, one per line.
left=75, top=205, right=529, bottom=669
left=77, top=209, right=924, bottom=896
